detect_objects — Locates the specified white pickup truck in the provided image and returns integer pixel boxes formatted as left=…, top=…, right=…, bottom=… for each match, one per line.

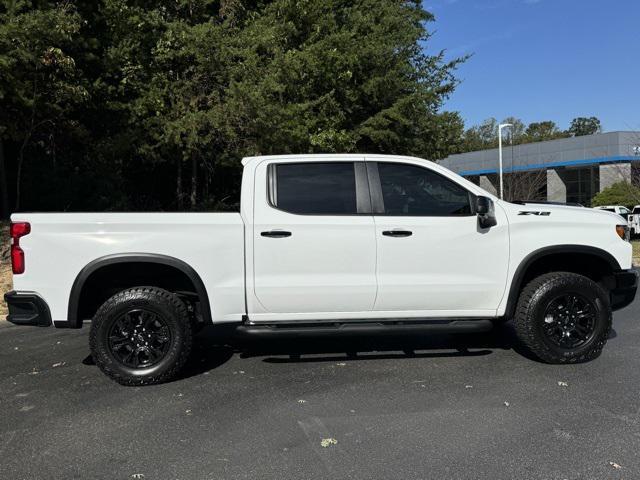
left=628, top=205, right=640, bottom=236
left=5, top=154, right=638, bottom=385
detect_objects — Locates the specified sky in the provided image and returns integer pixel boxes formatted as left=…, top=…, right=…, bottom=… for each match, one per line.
left=423, top=0, right=640, bottom=132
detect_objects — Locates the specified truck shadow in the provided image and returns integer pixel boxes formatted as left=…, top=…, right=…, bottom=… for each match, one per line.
left=82, top=326, right=619, bottom=381
left=179, top=324, right=545, bottom=379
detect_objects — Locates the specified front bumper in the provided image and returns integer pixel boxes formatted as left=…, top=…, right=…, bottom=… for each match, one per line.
left=4, top=291, right=52, bottom=327
left=610, top=269, right=639, bottom=311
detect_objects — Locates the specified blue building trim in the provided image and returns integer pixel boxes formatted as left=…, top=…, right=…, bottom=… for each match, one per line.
left=458, top=155, right=637, bottom=177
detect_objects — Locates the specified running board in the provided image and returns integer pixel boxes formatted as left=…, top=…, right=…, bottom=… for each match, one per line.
left=235, top=319, right=494, bottom=339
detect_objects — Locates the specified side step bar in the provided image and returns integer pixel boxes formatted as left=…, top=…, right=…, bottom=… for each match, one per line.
left=235, top=319, right=494, bottom=339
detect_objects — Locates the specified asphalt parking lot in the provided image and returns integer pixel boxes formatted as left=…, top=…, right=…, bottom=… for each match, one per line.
left=1, top=302, right=640, bottom=480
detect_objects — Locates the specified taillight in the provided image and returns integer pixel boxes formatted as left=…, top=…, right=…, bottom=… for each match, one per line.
left=10, top=222, right=31, bottom=274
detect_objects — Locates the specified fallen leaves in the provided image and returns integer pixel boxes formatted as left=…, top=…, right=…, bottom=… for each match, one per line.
left=320, top=438, right=338, bottom=448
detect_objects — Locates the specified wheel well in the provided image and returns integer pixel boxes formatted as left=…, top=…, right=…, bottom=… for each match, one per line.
left=506, top=248, right=619, bottom=319
left=520, top=252, right=615, bottom=290
left=70, top=257, right=211, bottom=327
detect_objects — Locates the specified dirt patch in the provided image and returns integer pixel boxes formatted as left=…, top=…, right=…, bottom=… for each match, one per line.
left=1, top=223, right=10, bottom=317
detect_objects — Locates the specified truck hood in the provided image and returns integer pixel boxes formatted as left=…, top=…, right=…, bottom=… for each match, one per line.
left=498, top=201, right=627, bottom=224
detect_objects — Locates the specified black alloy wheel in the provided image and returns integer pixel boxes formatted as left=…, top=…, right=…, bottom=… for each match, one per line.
left=90, top=287, right=193, bottom=385
left=512, top=272, right=611, bottom=364
left=541, top=293, right=597, bottom=350
left=107, top=309, right=172, bottom=368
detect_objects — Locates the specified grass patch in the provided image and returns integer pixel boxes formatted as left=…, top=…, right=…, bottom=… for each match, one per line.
left=1, top=222, right=10, bottom=317
left=633, top=240, right=640, bottom=267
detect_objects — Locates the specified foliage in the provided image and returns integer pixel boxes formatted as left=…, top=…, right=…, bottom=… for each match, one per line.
left=502, top=116, right=526, bottom=144
left=568, top=116, right=602, bottom=137
left=460, top=117, right=498, bottom=151
left=0, top=1, right=88, bottom=210
left=459, top=116, right=593, bottom=153
left=591, top=181, right=640, bottom=208
left=0, top=0, right=466, bottom=214
left=525, top=121, right=566, bottom=142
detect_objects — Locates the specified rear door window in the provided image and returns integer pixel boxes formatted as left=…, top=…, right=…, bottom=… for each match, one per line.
left=272, top=162, right=358, bottom=215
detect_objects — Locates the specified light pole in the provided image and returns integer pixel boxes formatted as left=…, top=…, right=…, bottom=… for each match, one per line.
left=498, top=123, right=512, bottom=199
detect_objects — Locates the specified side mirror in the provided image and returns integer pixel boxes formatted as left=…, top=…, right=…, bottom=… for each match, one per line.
left=476, top=196, right=497, bottom=229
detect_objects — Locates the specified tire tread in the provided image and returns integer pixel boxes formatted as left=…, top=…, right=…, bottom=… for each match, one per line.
left=512, top=272, right=611, bottom=364
left=89, top=286, right=193, bottom=386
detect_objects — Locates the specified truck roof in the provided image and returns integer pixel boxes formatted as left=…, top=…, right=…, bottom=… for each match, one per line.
left=240, top=153, right=434, bottom=167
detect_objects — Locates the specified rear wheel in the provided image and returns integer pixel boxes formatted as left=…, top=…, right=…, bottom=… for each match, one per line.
left=513, top=272, right=611, bottom=364
left=89, top=287, right=193, bottom=385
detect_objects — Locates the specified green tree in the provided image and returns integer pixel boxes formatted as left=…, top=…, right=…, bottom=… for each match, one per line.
left=0, top=1, right=88, bottom=211
left=502, top=116, right=525, bottom=144
left=525, top=121, right=568, bottom=142
left=461, top=117, right=498, bottom=151
left=101, top=0, right=466, bottom=209
left=591, top=181, right=640, bottom=207
left=569, top=116, right=602, bottom=137
left=0, top=0, right=467, bottom=213
left=459, top=117, right=582, bottom=155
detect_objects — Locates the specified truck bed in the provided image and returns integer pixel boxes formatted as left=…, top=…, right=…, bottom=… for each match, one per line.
left=10, top=212, right=246, bottom=323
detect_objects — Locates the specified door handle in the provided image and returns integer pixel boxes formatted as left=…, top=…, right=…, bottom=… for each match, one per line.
left=261, top=230, right=292, bottom=238
left=382, top=230, right=412, bottom=237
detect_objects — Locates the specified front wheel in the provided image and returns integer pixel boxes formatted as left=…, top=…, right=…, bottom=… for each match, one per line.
left=513, top=272, right=611, bottom=364
left=89, top=287, right=193, bottom=385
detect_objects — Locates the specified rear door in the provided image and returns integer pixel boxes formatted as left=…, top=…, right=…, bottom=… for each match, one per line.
left=251, top=158, right=377, bottom=319
left=369, top=159, right=509, bottom=316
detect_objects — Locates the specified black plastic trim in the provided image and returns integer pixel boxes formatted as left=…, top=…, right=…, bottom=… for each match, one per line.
left=261, top=230, right=292, bottom=238
left=610, top=269, right=638, bottom=311
left=4, top=291, right=52, bottom=327
left=66, top=253, right=212, bottom=329
left=382, top=230, right=413, bottom=237
left=354, top=162, right=372, bottom=214
left=235, top=318, right=494, bottom=339
left=366, top=162, right=385, bottom=214
left=504, top=245, right=622, bottom=319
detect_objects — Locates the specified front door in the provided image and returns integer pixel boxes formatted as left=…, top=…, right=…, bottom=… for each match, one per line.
left=369, top=160, right=509, bottom=316
left=252, top=159, right=377, bottom=318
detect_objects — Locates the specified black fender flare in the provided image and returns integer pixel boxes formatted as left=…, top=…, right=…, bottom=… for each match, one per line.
left=61, top=253, right=212, bottom=328
left=503, top=245, right=621, bottom=319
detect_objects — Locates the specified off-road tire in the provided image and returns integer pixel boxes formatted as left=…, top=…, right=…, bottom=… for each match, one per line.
left=513, top=272, right=611, bottom=364
left=89, top=287, right=193, bottom=386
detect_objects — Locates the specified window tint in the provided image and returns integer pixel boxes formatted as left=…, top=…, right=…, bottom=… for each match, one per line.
left=273, top=162, right=357, bottom=214
left=601, top=208, right=615, bottom=212
left=377, top=162, right=472, bottom=216
left=633, top=207, right=640, bottom=214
